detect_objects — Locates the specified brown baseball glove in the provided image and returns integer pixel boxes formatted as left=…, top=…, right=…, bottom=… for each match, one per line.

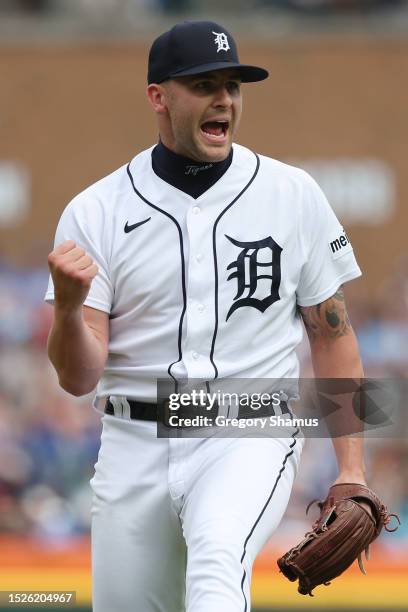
left=277, top=483, right=400, bottom=596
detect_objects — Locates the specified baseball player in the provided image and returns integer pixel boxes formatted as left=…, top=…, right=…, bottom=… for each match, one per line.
left=45, top=21, right=366, bottom=612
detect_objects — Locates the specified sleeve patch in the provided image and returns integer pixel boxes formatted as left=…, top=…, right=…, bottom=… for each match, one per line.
left=328, top=228, right=354, bottom=260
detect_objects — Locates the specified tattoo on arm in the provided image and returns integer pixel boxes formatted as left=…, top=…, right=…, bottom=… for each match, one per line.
left=299, top=288, right=351, bottom=341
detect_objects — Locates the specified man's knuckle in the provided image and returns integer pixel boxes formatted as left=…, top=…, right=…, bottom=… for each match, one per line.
left=72, top=269, right=85, bottom=281
left=60, top=262, right=73, bottom=275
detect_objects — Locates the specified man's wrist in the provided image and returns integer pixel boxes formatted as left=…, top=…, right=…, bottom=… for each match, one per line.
left=333, top=470, right=367, bottom=486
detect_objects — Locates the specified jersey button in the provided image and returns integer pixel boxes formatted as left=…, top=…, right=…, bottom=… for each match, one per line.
left=192, top=206, right=201, bottom=215
left=192, top=351, right=199, bottom=360
left=195, top=253, right=203, bottom=263
left=197, top=304, right=205, bottom=313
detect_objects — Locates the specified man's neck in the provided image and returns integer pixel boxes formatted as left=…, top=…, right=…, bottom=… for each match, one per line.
left=151, top=141, right=233, bottom=199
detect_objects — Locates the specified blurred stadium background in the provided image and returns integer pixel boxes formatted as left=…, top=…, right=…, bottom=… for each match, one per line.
left=0, top=0, right=407, bottom=610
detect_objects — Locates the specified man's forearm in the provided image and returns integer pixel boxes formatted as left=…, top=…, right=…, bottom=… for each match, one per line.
left=47, top=241, right=109, bottom=397
left=300, top=288, right=367, bottom=484
left=310, top=331, right=366, bottom=483
left=48, top=308, right=107, bottom=396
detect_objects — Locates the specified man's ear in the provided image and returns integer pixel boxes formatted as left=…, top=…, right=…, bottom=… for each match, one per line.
left=146, top=84, right=168, bottom=114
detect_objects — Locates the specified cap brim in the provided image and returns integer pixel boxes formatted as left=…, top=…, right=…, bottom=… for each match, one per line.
left=168, top=61, right=269, bottom=83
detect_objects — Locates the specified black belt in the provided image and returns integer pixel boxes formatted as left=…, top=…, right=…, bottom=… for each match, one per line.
left=105, top=398, right=290, bottom=422
left=105, top=399, right=158, bottom=421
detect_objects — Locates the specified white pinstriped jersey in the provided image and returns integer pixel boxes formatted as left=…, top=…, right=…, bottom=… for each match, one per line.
left=45, top=143, right=361, bottom=403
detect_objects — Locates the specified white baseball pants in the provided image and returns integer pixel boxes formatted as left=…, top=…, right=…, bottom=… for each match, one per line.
left=90, top=414, right=303, bottom=612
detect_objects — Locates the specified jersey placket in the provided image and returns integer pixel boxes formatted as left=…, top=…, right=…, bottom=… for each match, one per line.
left=182, top=201, right=216, bottom=380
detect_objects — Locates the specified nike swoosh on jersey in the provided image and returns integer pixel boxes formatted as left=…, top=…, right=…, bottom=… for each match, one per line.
left=124, top=217, right=151, bottom=233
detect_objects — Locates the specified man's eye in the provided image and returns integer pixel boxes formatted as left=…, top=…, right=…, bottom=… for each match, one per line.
left=192, top=80, right=240, bottom=93
left=227, top=81, right=241, bottom=92
left=195, top=81, right=212, bottom=91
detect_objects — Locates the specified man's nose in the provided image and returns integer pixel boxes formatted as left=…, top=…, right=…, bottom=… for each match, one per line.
left=212, top=86, right=233, bottom=107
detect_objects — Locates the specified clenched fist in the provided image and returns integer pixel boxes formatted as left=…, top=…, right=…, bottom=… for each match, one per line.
left=48, top=240, right=98, bottom=312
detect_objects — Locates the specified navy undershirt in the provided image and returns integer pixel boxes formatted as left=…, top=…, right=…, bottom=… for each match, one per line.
left=151, top=141, right=233, bottom=199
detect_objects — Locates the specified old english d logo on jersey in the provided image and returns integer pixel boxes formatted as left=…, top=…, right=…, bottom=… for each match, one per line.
left=225, top=235, right=282, bottom=320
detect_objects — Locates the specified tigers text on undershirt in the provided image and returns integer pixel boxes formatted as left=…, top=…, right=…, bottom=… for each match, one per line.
left=151, top=141, right=233, bottom=199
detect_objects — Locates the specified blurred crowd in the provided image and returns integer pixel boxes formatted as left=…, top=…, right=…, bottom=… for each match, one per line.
left=0, top=0, right=405, bottom=15
left=0, top=0, right=190, bottom=15
left=0, top=251, right=100, bottom=538
left=0, top=253, right=407, bottom=545
left=258, top=0, right=405, bottom=12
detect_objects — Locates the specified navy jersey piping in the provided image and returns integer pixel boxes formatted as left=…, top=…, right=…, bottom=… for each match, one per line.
left=209, top=152, right=260, bottom=380
left=126, top=163, right=186, bottom=387
left=240, top=429, right=299, bottom=611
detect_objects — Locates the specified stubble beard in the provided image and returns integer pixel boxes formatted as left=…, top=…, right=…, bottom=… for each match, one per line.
left=170, top=113, right=233, bottom=162
left=189, top=129, right=233, bottom=163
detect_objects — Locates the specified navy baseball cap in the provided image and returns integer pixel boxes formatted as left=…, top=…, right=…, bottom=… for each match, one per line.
left=148, top=21, right=269, bottom=84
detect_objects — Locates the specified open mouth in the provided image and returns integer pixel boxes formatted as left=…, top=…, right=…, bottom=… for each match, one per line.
left=200, top=120, right=229, bottom=141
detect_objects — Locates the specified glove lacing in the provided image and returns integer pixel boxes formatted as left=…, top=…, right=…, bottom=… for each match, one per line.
left=305, top=497, right=401, bottom=575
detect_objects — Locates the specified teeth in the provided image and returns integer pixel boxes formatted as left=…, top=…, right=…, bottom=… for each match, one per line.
left=200, top=119, right=229, bottom=140
left=200, top=128, right=226, bottom=140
